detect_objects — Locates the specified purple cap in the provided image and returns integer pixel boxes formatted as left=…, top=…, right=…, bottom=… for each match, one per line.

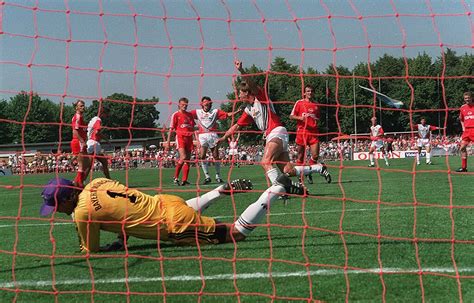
left=40, top=178, right=75, bottom=216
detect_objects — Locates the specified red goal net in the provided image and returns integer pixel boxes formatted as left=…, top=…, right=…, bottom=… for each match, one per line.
left=0, top=1, right=473, bottom=302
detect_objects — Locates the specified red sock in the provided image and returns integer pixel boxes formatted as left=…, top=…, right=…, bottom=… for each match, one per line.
left=182, top=163, right=190, bottom=182
left=74, top=170, right=84, bottom=187
left=309, top=158, right=316, bottom=165
left=174, top=162, right=183, bottom=179
left=462, top=157, right=467, bottom=169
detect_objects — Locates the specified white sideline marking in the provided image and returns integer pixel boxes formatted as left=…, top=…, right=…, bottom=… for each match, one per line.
left=1, top=267, right=473, bottom=288
left=0, top=207, right=415, bottom=228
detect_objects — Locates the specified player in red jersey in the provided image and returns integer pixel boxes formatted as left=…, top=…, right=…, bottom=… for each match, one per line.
left=290, top=84, right=331, bottom=184
left=70, top=99, right=89, bottom=187
left=85, top=106, right=111, bottom=180
left=219, top=61, right=330, bottom=186
left=166, top=98, right=196, bottom=185
left=368, top=117, right=389, bottom=167
left=456, top=92, right=474, bottom=172
left=412, top=118, right=444, bottom=165
left=190, top=96, right=241, bottom=184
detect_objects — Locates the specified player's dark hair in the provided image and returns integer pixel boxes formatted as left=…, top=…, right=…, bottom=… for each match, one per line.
left=464, top=91, right=472, bottom=97
left=304, top=84, right=314, bottom=91
left=179, top=97, right=189, bottom=103
left=201, top=96, right=211, bottom=102
left=73, top=99, right=85, bottom=109
left=239, top=81, right=257, bottom=96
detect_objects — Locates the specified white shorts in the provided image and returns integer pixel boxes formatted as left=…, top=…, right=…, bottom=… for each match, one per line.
left=417, top=138, right=430, bottom=148
left=228, top=149, right=238, bottom=156
left=87, top=140, right=102, bottom=154
left=370, top=140, right=384, bottom=151
left=266, top=126, right=289, bottom=151
left=198, top=132, right=219, bottom=149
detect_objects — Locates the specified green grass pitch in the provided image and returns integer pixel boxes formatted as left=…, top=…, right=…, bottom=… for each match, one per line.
left=0, top=157, right=473, bottom=302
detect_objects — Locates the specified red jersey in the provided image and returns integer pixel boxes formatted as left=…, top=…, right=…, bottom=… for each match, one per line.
left=190, top=108, right=227, bottom=133
left=460, top=103, right=474, bottom=129
left=170, top=110, right=195, bottom=137
left=237, top=87, right=283, bottom=136
left=290, top=99, right=320, bottom=132
left=72, top=112, right=87, bottom=140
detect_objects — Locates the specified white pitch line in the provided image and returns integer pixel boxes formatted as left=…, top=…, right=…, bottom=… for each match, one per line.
left=0, top=207, right=416, bottom=228
left=1, top=267, right=473, bottom=289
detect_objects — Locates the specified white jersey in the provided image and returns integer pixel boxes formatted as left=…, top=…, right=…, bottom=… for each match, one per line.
left=416, top=124, right=432, bottom=139
left=193, top=108, right=226, bottom=133
left=370, top=125, right=384, bottom=140
left=87, top=116, right=101, bottom=141
left=229, top=140, right=238, bottom=150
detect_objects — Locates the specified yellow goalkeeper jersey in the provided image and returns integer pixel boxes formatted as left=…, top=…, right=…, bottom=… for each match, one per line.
left=73, top=178, right=216, bottom=253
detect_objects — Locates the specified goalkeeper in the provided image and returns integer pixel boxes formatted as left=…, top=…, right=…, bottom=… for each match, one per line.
left=40, top=175, right=304, bottom=253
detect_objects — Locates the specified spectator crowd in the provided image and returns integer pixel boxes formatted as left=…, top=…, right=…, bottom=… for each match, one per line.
left=0, top=135, right=468, bottom=175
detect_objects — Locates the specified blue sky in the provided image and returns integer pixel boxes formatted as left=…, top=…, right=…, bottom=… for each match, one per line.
left=0, top=0, right=472, bottom=125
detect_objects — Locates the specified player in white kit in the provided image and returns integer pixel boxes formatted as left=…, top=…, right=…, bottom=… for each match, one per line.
left=190, top=97, right=241, bottom=184
left=412, top=118, right=444, bottom=165
left=85, top=106, right=111, bottom=180
left=368, top=117, right=389, bottom=167
left=228, top=133, right=241, bottom=168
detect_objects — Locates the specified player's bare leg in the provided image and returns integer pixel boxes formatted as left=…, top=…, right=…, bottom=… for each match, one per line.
left=416, top=146, right=422, bottom=165
left=261, top=139, right=284, bottom=185
left=211, top=146, right=223, bottom=183
left=295, top=144, right=310, bottom=184
left=76, top=153, right=90, bottom=187
left=199, top=145, right=212, bottom=184
left=456, top=141, right=469, bottom=172
left=309, top=141, right=330, bottom=183
left=174, top=147, right=191, bottom=185
left=425, top=145, right=432, bottom=164
left=97, top=154, right=111, bottom=179
left=381, top=147, right=390, bottom=166
left=368, top=146, right=376, bottom=167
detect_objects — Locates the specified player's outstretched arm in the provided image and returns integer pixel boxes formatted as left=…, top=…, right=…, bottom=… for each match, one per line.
left=234, top=60, right=259, bottom=94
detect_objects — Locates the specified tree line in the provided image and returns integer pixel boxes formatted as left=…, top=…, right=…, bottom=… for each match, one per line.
left=0, top=49, right=472, bottom=145
left=220, top=48, right=473, bottom=143
left=0, top=93, right=160, bottom=144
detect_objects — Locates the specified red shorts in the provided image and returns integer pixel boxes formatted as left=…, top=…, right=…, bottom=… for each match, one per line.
left=462, top=128, right=474, bottom=143
left=71, top=139, right=86, bottom=155
left=295, top=131, right=319, bottom=146
left=176, top=136, right=194, bottom=152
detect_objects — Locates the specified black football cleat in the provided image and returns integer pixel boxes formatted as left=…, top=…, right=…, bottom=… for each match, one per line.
left=320, top=164, right=332, bottom=184
left=203, top=177, right=212, bottom=185
left=275, top=175, right=306, bottom=196
left=455, top=167, right=468, bottom=172
left=221, top=179, right=253, bottom=195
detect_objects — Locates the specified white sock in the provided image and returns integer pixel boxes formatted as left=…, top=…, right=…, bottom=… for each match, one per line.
left=185, top=185, right=224, bottom=212
left=426, top=152, right=431, bottom=163
left=234, top=185, right=285, bottom=236
left=383, top=153, right=389, bottom=165
left=266, top=168, right=280, bottom=185
left=215, top=162, right=221, bottom=178
left=416, top=153, right=420, bottom=164
left=369, top=153, right=374, bottom=165
left=294, top=164, right=322, bottom=176
left=201, top=161, right=210, bottom=178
